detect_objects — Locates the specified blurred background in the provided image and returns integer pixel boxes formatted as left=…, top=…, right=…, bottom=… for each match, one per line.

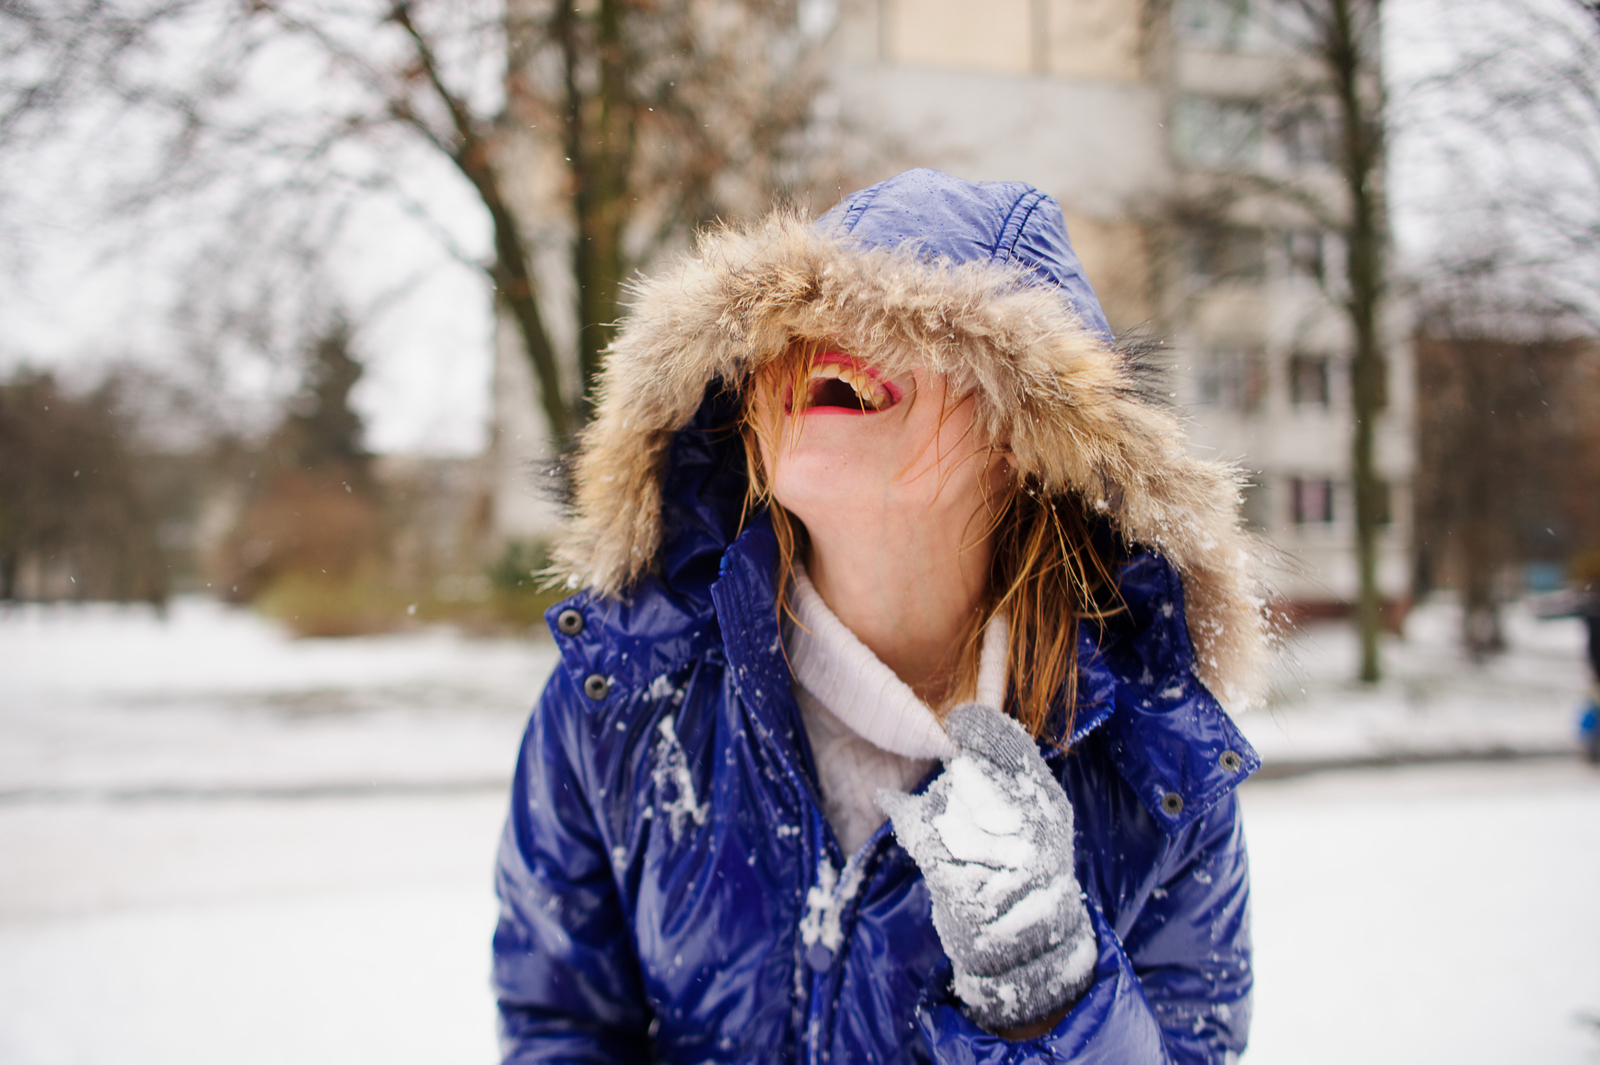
left=1, top=0, right=1597, bottom=1061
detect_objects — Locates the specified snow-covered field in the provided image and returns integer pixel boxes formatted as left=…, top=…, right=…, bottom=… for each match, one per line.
left=0, top=597, right=558, bottom=799
left=1, top=597, right=1597, bottom=1063
left=1240, top=595, right=1592, bottom=771
left=1244, top=761, right=1600, bottom=1064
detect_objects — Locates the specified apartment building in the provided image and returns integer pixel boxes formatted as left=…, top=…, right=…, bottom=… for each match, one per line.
left=488, top=0, right=1413, bottom=609
left=825, top=0, right=1413, bottom=607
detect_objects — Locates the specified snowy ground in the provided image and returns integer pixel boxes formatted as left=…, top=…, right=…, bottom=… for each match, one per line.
left=1, top=596, right=1597, bottom=1063
left=1243, top=761, right=1600, bottom=1064
left=0, top=597, right=558, bottom=799
left=0, top=598, right=555, bottom=1064
left=1240, top=595, right=1593, bottom=772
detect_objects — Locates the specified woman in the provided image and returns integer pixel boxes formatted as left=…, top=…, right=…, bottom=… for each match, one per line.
left=493, top=169, right=1265, bottom=1062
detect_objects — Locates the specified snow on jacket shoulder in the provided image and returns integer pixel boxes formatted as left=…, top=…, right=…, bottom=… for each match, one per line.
left=494, top=169, right=1267, bottom=1064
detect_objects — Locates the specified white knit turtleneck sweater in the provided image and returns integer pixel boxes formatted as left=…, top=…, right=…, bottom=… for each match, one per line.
left=784, top=563, right=1009, bottom=854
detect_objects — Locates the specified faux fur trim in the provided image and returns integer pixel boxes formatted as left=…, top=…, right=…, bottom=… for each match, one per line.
left=553, top=211, right=1268, bottom=707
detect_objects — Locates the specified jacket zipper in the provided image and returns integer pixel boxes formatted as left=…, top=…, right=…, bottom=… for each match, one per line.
left=803, top=818, right=896, bottom=1065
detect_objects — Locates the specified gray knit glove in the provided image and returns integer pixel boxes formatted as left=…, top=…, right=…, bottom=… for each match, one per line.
left=877, top=703, right=1097, bottom=1032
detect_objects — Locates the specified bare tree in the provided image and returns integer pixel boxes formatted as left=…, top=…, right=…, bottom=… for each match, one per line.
left=1287, top=0, right=1390, bottom=684
left=1166, top=0, right=1392, bottom=681
left=1, top=0, right=835, bottom=444
left=499, top=0, right=835, bottom=425
left=1410, top=0, right=1600, bottom=335
left=0, top=368, right=170, bottom=604
left=1412, top=326, right=1588, bottom=658
left=1391, top=0, right=1600, bottom=655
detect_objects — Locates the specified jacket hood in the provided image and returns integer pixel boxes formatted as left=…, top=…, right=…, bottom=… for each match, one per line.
left=553, top=168, right=1267, bottom=707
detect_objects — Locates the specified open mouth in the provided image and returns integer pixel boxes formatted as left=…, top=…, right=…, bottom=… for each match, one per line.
left=792, top=352, right=902, bottom=414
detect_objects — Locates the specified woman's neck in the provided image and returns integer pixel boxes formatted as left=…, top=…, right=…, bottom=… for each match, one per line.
left=802, top=509, right=992, bottom=707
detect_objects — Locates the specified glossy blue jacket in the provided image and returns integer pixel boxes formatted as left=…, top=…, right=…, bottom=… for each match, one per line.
left=493, top=170, right=1263, bottom=1064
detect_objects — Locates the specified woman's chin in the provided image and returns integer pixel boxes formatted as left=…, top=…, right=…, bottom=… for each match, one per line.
left=773, top=473, right=971, bottom=538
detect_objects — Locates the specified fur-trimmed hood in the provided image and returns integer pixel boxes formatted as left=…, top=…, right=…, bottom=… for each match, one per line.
left=553, top=169, right=1266, bottom=706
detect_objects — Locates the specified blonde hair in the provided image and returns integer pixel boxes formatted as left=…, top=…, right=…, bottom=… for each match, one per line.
left=740, top=337, right=1122, bottom=745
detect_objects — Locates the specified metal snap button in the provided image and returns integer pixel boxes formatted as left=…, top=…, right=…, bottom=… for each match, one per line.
left=583, top=674, right=610, bottom=701
left=1218, top=750, right=1243, bottom=773
left=805, top=942, right=835, bottom=971
left=1160, top=791, right=1184, bottom=816
left=556, top=608, right=584, bottom=636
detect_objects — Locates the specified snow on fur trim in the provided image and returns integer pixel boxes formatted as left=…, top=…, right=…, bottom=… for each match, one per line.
left=552, top=211, right=1267, bottom=706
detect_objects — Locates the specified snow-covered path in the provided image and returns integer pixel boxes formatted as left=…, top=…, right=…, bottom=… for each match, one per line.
left=0, top=598, right=558, bottom=797
left=2, top=597, right=1597, bottom=1063
left=5, top=764, right=1595, bottom=1064
left=1, top=598, right=545, bottom=1064
left=1243, top=761, right=1600, bottom=1064
left=0, top=795, right=506, bottom=1065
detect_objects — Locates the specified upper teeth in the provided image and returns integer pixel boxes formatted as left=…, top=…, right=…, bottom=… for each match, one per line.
left=811, top=362, right=889, bottom=410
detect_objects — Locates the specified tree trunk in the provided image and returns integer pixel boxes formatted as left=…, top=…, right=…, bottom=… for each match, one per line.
left=1329, top=0, right=1386, bottom=683
left=389, top=1, right=573, bottom=444
left=559, top=0, right=633, bottom=419
left=469, top=145, right=574, bottom=445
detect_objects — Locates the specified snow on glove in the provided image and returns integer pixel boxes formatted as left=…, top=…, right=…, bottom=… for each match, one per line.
left=877, top=702, right=1097, bottom=1033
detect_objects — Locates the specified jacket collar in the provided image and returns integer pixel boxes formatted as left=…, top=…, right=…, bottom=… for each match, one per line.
left=705, top=523, right=1258, bottom=838
left=1086, top=552, right=1260, bottom=832
left=708, top=513, right=793, bottom=712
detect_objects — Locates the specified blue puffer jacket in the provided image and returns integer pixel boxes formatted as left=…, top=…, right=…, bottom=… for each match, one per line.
left=494, top=170, right=1264, bottom=1063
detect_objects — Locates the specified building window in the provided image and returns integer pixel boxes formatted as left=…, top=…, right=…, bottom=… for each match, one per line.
left=1281, top=229, right=1331, bottom=284
left=1273, top=106, right=1334, bottom=168
left=1187, top=225, right=1267, bottom=283
left=1173, top=0, right=1251, bottom=50
left=1172, top=96, right=1263, bottom=170
left=1240, top=480, right=1271, bottom=529
left=1289, top=477, right=1335, bottom=524
left=1198, top=348, right=1268, bottom=414
left=1288, top=353, right=1331, bottom=407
